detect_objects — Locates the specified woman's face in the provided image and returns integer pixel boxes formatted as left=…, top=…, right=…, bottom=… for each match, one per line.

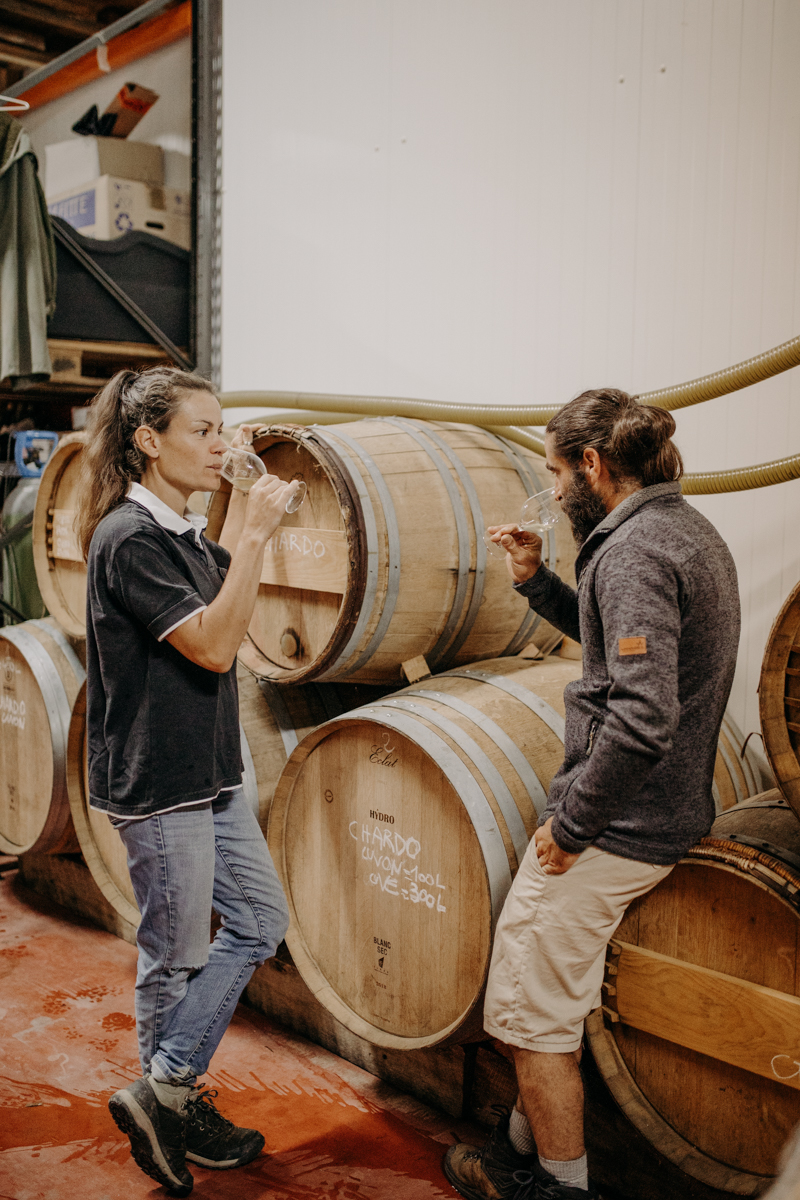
left=139, top=390, right=227, bottom=495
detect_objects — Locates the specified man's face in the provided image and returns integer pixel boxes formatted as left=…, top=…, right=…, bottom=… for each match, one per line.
left=544, top=434, right=608, bottom=546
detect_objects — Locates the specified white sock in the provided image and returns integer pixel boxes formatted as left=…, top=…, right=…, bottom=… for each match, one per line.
left=539, top=1153, right=589, bottom=1190
left=148, top=1075, right=193, bottom=1113
left=508, top=1107, right=536, bottom=1154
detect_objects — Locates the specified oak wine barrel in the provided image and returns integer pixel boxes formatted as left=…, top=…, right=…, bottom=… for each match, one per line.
left=760, top=579, right=800, bottom=818
left=32, top=433, right=87, bottom=639
left=586, top=791, right=800, bottom=1194
left=65, top=665, right=386, bottom=924
left=0, top=618, right=84, bottom=855
left=206, top=420, right=576, bottom=684
left=268, top=654, right=771, bottom=1053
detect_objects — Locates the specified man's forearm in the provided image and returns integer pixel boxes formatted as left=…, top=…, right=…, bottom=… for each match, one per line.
left=515, top=567, right=581, bottom=643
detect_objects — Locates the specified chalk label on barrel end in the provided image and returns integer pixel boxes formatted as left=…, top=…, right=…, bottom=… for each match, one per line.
left=619, top=636, right=647, bottom=656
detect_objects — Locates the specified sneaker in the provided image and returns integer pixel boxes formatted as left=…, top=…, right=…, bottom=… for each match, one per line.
left=108, top=1076, right=193, bottom=1196
left=185, top=1087, right=265, bottom=1169
left=443, top=1110, right=545, bottom=1200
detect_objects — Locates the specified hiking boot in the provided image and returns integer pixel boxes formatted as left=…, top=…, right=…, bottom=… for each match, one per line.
left=534, top=1179, right=601, bottom=1199
left=108, top=1076, right=193, bottom=1196
left=184, top=1087, right=265, bottom=1169
left=443, top=1110, right=544, bottom=1200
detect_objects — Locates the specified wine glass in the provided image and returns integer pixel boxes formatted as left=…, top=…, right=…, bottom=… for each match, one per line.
left=484, top=487, right=560, bottom=559
left=221, top=448, right=307, bottom=514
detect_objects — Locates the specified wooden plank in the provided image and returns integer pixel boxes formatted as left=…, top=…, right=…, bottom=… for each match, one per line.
left=612, top=940, right=800, bottom=1091
left=260, top=525, right=347, bottom=594
left=47, top=339, right=169, bottom=358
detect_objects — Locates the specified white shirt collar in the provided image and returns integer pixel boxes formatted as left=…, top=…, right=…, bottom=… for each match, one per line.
left=127, top=481, right=208, bottom=547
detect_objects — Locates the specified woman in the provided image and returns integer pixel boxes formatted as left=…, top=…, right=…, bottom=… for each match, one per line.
left=78, top=366, right=292, bottom=1196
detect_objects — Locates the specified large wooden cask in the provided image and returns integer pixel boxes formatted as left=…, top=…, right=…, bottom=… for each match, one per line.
left=268, top=659, right=772, bottom=1054
left=0, top=619, right=84, bottom=855
left=206, top=420, right=576, bottom=683
left=269, top=656, right=586, bottom=1049
left=760, top=580, right=800, bottom=818
left=32, top=433, right=87, bottom=639
left=66, top=665, right=386, bottom=924
left=586, top=792, right=800, bottom=1195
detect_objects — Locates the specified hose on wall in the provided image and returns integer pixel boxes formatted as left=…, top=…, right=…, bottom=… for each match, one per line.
left=221, top=328, right=800, bottom=493
left=635, top=333, right=800, bottom=411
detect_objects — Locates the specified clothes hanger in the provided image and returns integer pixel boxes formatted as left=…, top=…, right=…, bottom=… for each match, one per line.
left=0, top=96, right=30, bottom=113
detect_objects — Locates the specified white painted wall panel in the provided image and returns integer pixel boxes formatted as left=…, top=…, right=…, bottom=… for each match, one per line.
left=221, top=0, right=800, bottom=741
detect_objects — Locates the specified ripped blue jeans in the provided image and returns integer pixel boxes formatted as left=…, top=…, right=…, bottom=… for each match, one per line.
left=110, top=788, right=289, bottom=1085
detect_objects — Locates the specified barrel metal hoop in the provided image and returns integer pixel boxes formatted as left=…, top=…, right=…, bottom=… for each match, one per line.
left=436, top=668, right=566, bottom=741
left=381, top=417, right=471, bottom=669
left=300, top=427, right=380, bottom=679
left=715, top=732, right=745, bottom=808
left=401, top=420, right=487, bottom=666
left=238, top=722, right=260, bottom=818
left=1, top=625, right=70, bottom=814
left=29, top=619, right=86, bottom=684
left=257, top=679, right=300, bottom=757
left=311, top=427, right=401, bottom=679
left=384, top=695, right=530, bottom=864
left=329, top=704, right=513, bottom=926
left=401, top=687, right=548, bottom=821
left=711, top=780, right=722, bottom=816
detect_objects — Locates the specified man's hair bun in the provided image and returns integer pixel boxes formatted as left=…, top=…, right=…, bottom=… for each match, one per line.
left=545, top=388, right=683, bottom=487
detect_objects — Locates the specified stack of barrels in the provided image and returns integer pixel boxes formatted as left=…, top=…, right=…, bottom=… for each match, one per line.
left=2, top=417, right=796, bottom=1195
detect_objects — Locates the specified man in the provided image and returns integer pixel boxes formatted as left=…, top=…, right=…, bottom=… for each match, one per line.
left=444, top=388, right=740, bottom=1200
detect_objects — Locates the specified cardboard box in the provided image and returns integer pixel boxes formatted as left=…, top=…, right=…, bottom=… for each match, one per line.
left=45, top=136, right=163, bottom=198
left=48, top=176, right=190, bottom=251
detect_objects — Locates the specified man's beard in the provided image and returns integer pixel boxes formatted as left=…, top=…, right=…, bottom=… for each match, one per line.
left=560, top=467, right=608, bottom=546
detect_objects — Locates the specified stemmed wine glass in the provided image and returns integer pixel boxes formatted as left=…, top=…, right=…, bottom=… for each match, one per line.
left=484, top=487, right=560, bottom=559
left=221, top=448, right=307, bottom=514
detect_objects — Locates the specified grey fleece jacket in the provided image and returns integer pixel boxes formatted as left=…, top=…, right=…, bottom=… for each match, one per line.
left=516, top=481, right=740, bottom=865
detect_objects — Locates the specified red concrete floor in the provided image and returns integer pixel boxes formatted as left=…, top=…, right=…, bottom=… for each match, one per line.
left=0, top=871, right=482, bottom=1200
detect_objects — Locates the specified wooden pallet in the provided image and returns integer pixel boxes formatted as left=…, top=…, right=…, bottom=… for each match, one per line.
left=47, top=339, right=173, bottom=388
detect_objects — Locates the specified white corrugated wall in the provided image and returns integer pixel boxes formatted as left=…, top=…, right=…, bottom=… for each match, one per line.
left=220, top=0, right=800, bottom=741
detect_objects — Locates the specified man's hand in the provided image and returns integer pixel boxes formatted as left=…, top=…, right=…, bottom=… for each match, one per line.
left=534, top=817, right=581, bottom=875
left=486, top=524, right=543, bottom=584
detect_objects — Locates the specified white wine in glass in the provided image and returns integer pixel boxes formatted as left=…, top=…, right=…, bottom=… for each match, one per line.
left=221, top=448, right=307, bottom=513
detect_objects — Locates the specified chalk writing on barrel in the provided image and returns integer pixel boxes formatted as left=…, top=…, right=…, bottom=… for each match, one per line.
left=264, top=530, right=327, bottom=558
left=771, top=1055, right=800, bottom=1080
left=349, top=821, right=447, bottom=913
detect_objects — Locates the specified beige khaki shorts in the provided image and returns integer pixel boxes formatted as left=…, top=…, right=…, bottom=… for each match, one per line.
left=483, top=839, right=673, bottom=1053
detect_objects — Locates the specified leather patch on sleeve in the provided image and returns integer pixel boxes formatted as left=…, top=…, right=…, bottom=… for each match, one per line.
left=619, top=636, right=647, bottom=656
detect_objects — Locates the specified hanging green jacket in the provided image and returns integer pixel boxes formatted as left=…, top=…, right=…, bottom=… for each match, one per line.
left=0, top=112, right=56, bottom=386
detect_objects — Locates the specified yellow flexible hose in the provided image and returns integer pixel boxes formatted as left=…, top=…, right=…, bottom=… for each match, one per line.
left=636, top=333, right=800, bottom=410
left=219, top=389, right=561, bottom=426
left=222, top=332, right=800, bottom=492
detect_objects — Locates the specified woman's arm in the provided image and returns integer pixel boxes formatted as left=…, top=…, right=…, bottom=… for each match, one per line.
left=167, top=472, right=291, bottom=672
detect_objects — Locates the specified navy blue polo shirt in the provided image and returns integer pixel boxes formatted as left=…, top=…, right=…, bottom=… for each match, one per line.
left=86, top=486, right=242, bottom=818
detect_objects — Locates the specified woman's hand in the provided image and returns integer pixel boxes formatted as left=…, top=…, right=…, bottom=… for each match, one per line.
left=486, top=524, right=543, bottom=584
left=241, top=472, right=294, bottom=543
left=229, top=424, right=268, bottom=451
left=534, top=817, right=581, bottom=875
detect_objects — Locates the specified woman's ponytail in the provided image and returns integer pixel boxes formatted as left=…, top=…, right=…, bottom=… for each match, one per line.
left=546, top=388, right=683, bottom=487
left=77, top=365, right=215, bottom=559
